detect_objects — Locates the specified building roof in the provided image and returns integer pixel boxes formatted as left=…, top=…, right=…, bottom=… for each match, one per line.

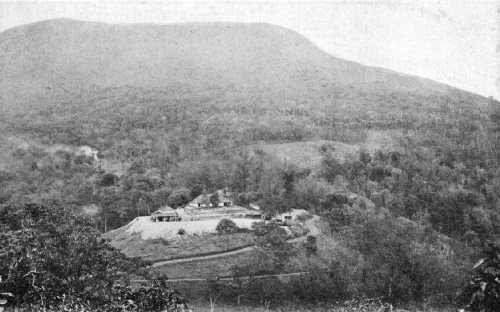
left=189, top=189, right=233, bottom=205
left=152, top=206, right=178, bottom=216
left=249, top=203, right=260, bottom=210
left=245, top=211, right=262, bottom=216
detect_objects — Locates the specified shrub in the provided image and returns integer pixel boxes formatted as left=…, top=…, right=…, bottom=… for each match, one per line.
left=296, top=211, right=313, bottom=222
left=167, top=187, right=191, bottom=208
left=304, top=235, right=317, bottom=257
left=216, top=218, right=239, bottom=235
left=98, top=173, right=118, bottom=187
left=0, top=202, right=190, bottom=311
left=460, top=242, right=500, bottom=312
left=177, top=228, right=186, bottom=235
left=12, top=277, right=190, bottom=312
left=290, top=265, right=350, bottom=303
left=289, top=223, right=307, bottom=237
left=332, top=298, right=393, bottom=312
left=359, top=149, right=371, bottom=165
left=210, top=193, right=219, bottom=207
left=152, top=187, right=173, bottom=208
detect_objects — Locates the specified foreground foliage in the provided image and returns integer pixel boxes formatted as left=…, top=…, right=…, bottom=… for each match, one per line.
left=0, top=202, right=189, bottom=311
left=460, top=242, right=500, bottom=312
left=14, top=279, right=190, bottom=312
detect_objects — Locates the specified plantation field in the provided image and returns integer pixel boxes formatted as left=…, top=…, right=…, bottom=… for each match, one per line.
left=146, top=213, right=320, bottom=277
left=109, top=231, right=255, bottom=262
left=151, top=248, right=257, bottom=279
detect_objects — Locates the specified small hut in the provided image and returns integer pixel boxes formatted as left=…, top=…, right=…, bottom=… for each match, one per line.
left=245, top=211, right=262, bottom=219
left=151, top=206, right=181, bottom=222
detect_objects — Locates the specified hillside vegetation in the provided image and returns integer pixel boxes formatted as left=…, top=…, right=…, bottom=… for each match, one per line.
left=1, top=19, right=500, bottom=311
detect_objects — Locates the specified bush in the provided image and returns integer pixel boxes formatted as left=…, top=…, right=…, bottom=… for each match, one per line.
left=0, top=203, right=190, bottom=311
left=216, top=218, right=239, bottom=235
left=177, top=228, right=186, bottom=235
left=304, top=235, right=317, bottom=257
left=12, top=277, right=190, bottom=312
left=296, top=211, right=313, bottom=222
left=167, top=187, right=191, bottom=208
left=289, top=265, right=350, bottom=303
left=98, top=173, right=118, bottom=187
left=332, top=298, right=393, bottom=312
left=460, top=242, right=500, bottom=312
left=152, top=187, right=173, bottom=208
left=289, top=223, right=307, bottom=237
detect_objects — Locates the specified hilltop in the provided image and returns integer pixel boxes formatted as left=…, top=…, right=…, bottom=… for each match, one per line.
left=0, top=19, right=489, bottom=118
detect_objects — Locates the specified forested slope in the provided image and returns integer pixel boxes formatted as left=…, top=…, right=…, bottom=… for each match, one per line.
left=1, top=18, right=500, bottom=310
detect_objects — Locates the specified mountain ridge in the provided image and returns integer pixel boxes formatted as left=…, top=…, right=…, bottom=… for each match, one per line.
left=0, top=18, right=488, bottom=113
left=0, top=18, right=492, bottom=151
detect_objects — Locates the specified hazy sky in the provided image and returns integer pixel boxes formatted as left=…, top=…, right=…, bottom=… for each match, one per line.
left=1, top=0, right=498, bottom=98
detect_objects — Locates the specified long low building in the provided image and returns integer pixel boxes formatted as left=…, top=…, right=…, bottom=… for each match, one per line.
left=151, top=206, right=181, bottom=222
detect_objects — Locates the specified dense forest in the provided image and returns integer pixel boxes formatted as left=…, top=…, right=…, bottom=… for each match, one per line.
left=1, top=19, right=500, bottom=311
left=1, top=85, right=499, bottom=310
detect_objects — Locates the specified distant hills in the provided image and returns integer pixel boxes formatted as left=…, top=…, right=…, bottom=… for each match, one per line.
left=0, top=19, right=489, bottom=113
left=0, top=19, right=493, bottom=150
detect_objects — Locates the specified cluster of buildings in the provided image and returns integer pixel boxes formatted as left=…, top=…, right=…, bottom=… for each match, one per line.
left=152, top=188, right=238, bottom=223
left=151, top=188, right=296, bottom=224
left=188, top=189, right=233, bottom=208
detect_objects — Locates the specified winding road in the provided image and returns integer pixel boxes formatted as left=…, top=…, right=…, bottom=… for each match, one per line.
left=150, top=215, right=320, bottom=268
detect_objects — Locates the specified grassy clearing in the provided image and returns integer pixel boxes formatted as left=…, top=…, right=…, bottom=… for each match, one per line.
left=111, top=232, right=255, bottom=262
left=251, top=140, right=359, bottom=169
left=250, top=131, right=399, bottom=170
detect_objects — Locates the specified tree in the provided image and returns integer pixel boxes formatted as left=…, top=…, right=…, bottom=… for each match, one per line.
left=0, top=202, right=189, bottom=311
left=210, top=192, right=219, bottom=208
left=0, top=203, right=137, bottom=305
left=460, top=242, right=500, bottom=312
left=349, top=212, right=457, bottom=304
left=152, top=187, right=172, bottom=208
left=127, top=161, right=146, bottom=175
left=98, top=173, right=117, bottom=187
left=216, top=218, right=238, bottom=235
left=190, top=183, right=205, bottom=199
left=206, top=278, right=224, bottom=312
left=319, top=153, right=344, bottom=183
left=167, top=187, right=191, bottom=208
left=304, top=235, right=318, bottom=257
left=359, top=149, right=371, bottom=165
left=252, top=222, right=293, bottom=271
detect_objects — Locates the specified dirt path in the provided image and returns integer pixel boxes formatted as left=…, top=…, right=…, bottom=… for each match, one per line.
left=151, top=216, right=320, bottom=268
left=132, top=271, right=309, bottom=283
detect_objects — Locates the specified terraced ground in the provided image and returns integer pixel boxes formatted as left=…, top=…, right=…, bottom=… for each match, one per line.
left=148, top=215, right=321, bottom=279
left=109, top=231, right=256, bottom=262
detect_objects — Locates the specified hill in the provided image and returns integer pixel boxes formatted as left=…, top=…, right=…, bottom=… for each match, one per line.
left=2, top=18, right=500, bottom=310
left=0, top=19, right=489, bottom=118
